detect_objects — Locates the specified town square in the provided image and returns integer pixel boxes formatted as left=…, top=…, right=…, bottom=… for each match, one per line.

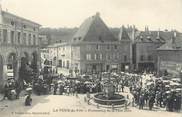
left=0, top=0, right=182, bottom=117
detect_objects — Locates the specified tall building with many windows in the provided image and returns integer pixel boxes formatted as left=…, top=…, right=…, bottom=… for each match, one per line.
left=56, top=13, right=132, bottom=75
left=0, top=6, right=41, bottom=90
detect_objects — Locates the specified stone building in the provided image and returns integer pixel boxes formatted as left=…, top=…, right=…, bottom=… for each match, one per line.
left=55, top=13, right=132, bottom=75
left=0, top=6, right=41, bottom=89
left=39, top=35, right=50, bottom=48
left=157, top=31, right=182, bottom=78
left=132, top=28, right=172, bottom=72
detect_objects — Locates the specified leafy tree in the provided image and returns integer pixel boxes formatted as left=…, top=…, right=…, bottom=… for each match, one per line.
left=19, top=57, right=33, bottom=88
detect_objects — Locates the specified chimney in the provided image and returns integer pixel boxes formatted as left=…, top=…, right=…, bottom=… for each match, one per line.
left=118, top=25, right=124, bottom=40
left=145, top=26, right=149, bottom=32
left=157, top=28, right=160, bottom=39
left=174, top=30, right=177, bottom=38
left=133, top=25, right=135, bottom=30
left=96, top=12, right=100, bottom=17
left=171, top=30, right=176, bottom=44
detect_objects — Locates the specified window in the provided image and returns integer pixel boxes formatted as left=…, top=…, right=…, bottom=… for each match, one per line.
left=117, top=53, right=120, bottom=59
left=110, top=54, right=113, bottom=60
left=78, top=37, right=81, bottom=40
left=3, top=29, right=7, bottom=43
left=86, top=54, right=91, bottom=60
left=28, top=34, right=31, bottom=45
left=148, top=55, right=153, bottom=61
left=107, top=45, right=110, bottom=50
left=59, top=60, right=62, bottom=67
left=0, top=30, right=2, bottom=42
left=63, top=61, right=65, bottom=68
left=96, top=45, right=100, bottom=50
left=114, top=54, right=117, bottom=59
left=87, top=45, right=91, bottom=50
left=114, top=45, right=118, bottom=49
left=33, top=35, right=36, bottom=45
left=124, top=55, right=127, bottom=62
left=140, top=55, right=144, bottom=61
left=106, top=54, right=111, bottom=60
left=106, top=54, right=109, bottom=60
left=100, top=54, right=102, bottom=60
left=23, top=25, right=26, bottom=29
left=11, top=21, right=15, bottom=26
left=17, top=32, right=21, bottom=44
left=94, top=54, right=97, bottom=60
left=23, top=33, right=26, bottom=44
left=98, top=35, right=104, bottom=42
left=10, top=31, right=15, bottom=44
left=66, top=60, right=69, bottom=69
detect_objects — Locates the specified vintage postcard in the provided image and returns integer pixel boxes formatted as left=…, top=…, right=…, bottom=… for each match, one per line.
left=0, top=0, right=181, bottom=117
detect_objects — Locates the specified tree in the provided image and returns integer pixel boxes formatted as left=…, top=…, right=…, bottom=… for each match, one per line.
left=19, top=57, right=33, bottom=88
left=30, top=52, right=39, bottom=76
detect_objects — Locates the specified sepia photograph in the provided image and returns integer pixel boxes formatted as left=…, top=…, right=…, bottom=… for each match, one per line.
left=0, top=0, right=182, bottom=117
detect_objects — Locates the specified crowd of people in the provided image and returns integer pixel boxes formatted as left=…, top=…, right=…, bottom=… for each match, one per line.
left=1, top=71, right=181, bottom=112
left=124, top=73, right=182, bottom=112
left=50, top=75, right=102, bottom=96
left=2, top=78, right=21, bottom=100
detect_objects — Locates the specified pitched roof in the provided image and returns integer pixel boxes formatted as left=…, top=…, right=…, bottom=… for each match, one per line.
left=135, top=31, right=174, bottom=43
left=2, top=11, right=41, bottom=26
left=157, top=33, right=182, bottom=50
left=118, top=26, right=131, bottom=40
left=71, top=13, right=117, bottom=42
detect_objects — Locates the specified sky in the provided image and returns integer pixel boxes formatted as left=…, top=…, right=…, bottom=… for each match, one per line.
left=0, top=0, right=182, bottom=31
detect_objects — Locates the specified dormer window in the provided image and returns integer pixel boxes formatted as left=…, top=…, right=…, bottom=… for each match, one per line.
left=78, top=37, right=81, bottom=40
left=23, top=25, right=26, bottom=28
left=11, top=21, right=14, bottom=26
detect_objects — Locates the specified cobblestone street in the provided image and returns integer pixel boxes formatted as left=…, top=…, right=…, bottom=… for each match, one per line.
left=0, top=88, right=181, bottom=117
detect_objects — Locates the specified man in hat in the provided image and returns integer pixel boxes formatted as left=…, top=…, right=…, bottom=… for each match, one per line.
left=148, top=95, right=155, bottom=110
left=25, top=94, right=32, bottom=106
left=2, top=82, right=10, bottom=100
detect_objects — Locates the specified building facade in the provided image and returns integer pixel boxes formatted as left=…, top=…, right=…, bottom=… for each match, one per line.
left=132, top=28, right=176, bottom=73
left=157, top=31, right=182, bottom=78
left=55, top=13, right=132, bottom=75
left=0, top=6, right=41, bottom=89
left=39, top=35, right=50, bottom=48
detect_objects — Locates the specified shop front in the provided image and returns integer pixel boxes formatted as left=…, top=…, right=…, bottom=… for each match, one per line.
left=159, top=61, right=182, bottom=78
left=85, top=63, right=103, bottom=74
